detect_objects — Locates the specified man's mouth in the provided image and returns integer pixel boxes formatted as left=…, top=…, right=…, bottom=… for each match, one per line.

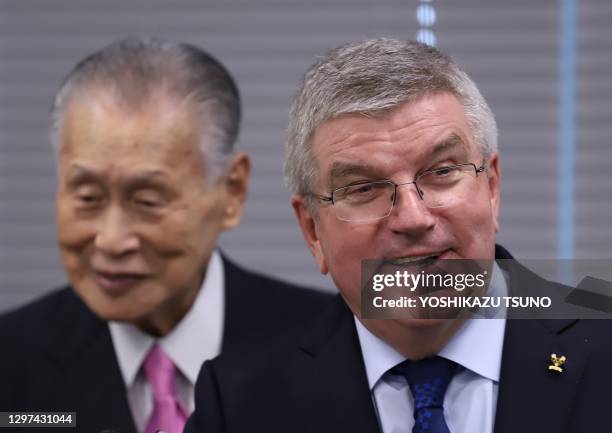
left=378, top=251, right=457, bottom=295
left=94, top=270, right=148, bottom=295
left=384, top=252, right=443, bottom=267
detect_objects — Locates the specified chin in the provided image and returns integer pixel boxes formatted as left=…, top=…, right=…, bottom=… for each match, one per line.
left=396, top=317, right=458, bottom=329
left=92, top=302, right=140, bottom=322
left=78, top=289, right=149, bottom=324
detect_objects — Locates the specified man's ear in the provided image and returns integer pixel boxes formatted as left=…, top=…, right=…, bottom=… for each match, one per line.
left=221, top=152, right=250, bottom=230
left=291, top=195, right=329, bottom=275
left=487, top=152, right=501, bottom=232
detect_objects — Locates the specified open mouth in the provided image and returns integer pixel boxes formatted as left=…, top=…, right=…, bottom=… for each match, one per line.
left=377, top=252, right=465, bottom=296
left=384, top=253, right=441, bottom=267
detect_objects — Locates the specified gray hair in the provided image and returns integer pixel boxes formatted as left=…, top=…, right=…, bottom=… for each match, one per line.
left=51, top=37, right=241, bottom=179
left=285, top=38, right=497, bottom=197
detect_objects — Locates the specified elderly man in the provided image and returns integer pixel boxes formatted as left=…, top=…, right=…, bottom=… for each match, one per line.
left=185, top=39, right=612, bottom=433
left=0, top=38, right=330, bottom=433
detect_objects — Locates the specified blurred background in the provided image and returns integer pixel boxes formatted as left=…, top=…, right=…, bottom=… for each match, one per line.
left=1, top=0, right=611, bottom=312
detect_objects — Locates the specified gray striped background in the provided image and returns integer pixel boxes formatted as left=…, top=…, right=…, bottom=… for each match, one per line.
left=1, top=0, right=611, bottom=312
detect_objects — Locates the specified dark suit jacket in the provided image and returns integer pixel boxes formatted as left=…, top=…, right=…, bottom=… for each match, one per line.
left=185, top=246, right=612, bottom=433
left=0, top=257, right=332, bottom=433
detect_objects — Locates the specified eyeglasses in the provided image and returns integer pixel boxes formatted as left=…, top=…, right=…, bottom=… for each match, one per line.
left=313, top=162, right=487, bottom=223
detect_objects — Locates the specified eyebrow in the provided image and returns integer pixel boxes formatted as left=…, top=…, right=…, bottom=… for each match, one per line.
left=66, top=165, right=168, bottom=186
left=65, top=165, right=102, bottom=184
left=428, top=132, right=467, bottom=158
left=328, top=132, right=467, bottom=177
left=329, top=162, right=381, bottom=182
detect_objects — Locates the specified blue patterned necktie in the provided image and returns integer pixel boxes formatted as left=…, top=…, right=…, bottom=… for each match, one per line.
left=391, top=356, right=457, bottom=433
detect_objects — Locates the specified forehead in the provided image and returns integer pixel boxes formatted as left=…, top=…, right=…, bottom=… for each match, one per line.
left=58, top=92, right=204, bottom=173
left=311, top=92, right=476, bottom=181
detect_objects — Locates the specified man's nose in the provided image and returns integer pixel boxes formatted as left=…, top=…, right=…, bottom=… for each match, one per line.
left=94, top=206, right=140, bottom=256
left=386, top=183, right=436, bottom=235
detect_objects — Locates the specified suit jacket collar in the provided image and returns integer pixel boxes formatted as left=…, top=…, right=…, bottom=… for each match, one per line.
left=494, top=317, right=589, bottom=433
left=294, top=297, right=382, bottom=433
left=219, top=253, right=331, bottom=351
left=293, top=245, right=588, bottom=433
left=494, top=245, right=587, bottom=433
left=220, top=254, right=254, bottom=350
left=43, top=254, right=313, bottom=433
left=45, top=254, right=230, bottom=433
left=46, top=291, right=136, bottom=433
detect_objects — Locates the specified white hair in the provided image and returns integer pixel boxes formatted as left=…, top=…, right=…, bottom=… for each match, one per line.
left=285, top=38, right=497, bottom=197
left=51, top=37, right=241, bottom=179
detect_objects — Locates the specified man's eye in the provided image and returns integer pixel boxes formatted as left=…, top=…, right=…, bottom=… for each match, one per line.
left=74, top=187, right=103, bottom=206
left=433, top=166, right=454, bottom=176
left=338, top=182, right=384, bottom=204
left=133, top=193, right=164, bottom=210
left=77, top=194, right=100, bottom=204
left=420, top=166, right=464, bottom=187
left=136, top=199, right=160, bottom=208
left=351, top=184, right=374, bottom=194
left=426, top=166, right=463, bottom=181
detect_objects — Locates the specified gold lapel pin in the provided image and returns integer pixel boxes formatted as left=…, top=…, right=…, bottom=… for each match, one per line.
left=548, top=353, right=566, bottom=373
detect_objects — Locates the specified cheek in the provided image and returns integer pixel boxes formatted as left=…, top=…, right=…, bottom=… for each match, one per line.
left=57, top=221, right=94, bottom=250
left=142, top=205, right=224, bottom=269
left=443, top=196, right=497, bottom=256
left=140, top=220, right=195, bottom=257
left=56, top=207, right=96, bottom=275
left=56, top=202, right=93, bottom=247
left=322, top=224, right=378, bottom=307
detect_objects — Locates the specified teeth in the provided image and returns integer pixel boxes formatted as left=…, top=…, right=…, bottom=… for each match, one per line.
left=387, top=254, right=438, bottom=265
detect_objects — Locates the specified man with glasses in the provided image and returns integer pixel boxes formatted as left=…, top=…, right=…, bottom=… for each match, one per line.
left=185, top=39, right=612, bottom=433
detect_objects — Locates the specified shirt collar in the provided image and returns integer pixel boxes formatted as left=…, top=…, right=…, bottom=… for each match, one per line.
left=109, top=250, right=225, bottom=386
left=355, top=262, right=507, bottom=390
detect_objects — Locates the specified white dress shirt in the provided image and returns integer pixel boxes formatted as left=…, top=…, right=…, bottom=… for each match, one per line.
left=109, top=250, right=225, bottom=433
left=355, top=263, right=508, bottom=433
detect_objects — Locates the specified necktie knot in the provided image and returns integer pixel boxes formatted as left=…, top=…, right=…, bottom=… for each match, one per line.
left=391, top=356, right=457, bottom=433
left=392, top=356, right=457, bottom=410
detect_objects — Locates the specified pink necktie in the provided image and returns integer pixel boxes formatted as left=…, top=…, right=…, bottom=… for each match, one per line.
left=143, top=344, right=188, bottom=433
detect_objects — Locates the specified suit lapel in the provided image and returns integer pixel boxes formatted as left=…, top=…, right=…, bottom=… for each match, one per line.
left=47, top=294, right=136, bottom=433
left=494, top=249, right=589, bottom=433
left=220, top=256, right=248, bottom=350
left=290, top=297, right=381, bottom=433
left=494, top=319, right=588, bottom=433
